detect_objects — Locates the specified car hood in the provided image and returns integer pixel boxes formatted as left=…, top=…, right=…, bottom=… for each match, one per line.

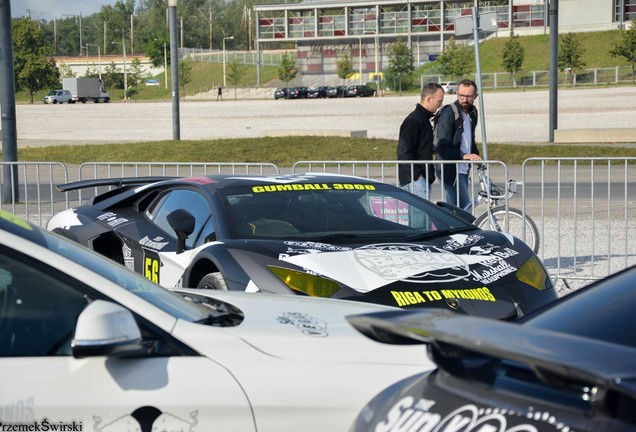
left=214, top=229, right=554, bottom=318
left=173, top=289, right=431, bottom=366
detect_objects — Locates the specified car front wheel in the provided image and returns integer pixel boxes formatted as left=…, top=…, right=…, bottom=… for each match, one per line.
left=196, top=272, right=228, bottom=290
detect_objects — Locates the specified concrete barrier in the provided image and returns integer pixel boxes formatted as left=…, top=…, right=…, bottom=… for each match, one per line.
left=263, top=130, right=368, bottom=138
left=554, top=128, right=636, bottom=144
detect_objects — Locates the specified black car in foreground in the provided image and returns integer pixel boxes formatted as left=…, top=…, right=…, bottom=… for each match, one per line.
left=48, top=173, right=556, bottom=318
left=349, top=265, right=636, bottom=432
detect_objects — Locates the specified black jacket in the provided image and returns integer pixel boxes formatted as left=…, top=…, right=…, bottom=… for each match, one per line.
left=397, top=103, right=436, bottom=186
left=434, top=100, right=479, bottom=184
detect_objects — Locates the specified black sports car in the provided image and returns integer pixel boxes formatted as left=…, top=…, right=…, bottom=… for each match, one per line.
left=48, top=173, right=557, bottom=319
left=349, top=265, right=636, bottom=432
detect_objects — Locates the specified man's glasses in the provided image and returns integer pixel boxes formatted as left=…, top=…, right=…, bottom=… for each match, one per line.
left=457, top=94, right=476, bottom=100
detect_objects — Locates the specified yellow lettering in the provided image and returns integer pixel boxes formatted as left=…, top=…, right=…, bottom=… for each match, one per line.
left=253, top=186, right=264, bottom=193
left=404, top=292, right=417, bottom=305
left=144, top=257, right=159, bottom=283
left=391, top=291, right=407, bottom=307
left=413, top=291, right=427, bottom=303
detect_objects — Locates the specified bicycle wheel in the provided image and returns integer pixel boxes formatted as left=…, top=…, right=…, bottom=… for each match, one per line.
left=474, top=206, right=540, bottom=254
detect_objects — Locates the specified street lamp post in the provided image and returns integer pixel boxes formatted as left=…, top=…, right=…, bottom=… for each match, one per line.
left=85, top=43, right=101, bottom=80
left=356, top=36, right=363, bottom=85
left=113, top=35, right=127, bottom=101
left=222, top=36, right=234, bottom=88
left=164, top=41, right=168, bottom=90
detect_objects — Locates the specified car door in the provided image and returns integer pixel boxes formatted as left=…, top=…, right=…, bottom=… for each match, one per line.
left=0, top=243, right=255, bottom=431
left=118, top=188, right=214, bottom=289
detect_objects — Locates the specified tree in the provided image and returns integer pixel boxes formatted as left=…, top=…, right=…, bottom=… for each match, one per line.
left=501, top=29, right=525, bottom=88
left=128, top=58, right=148, bottom=87
left=435, top=37, right=473, bottom=81
left=227, top=57, right=246, bottom=100
left=145, top=36, right=170, bottom=68
left=384, top=38, right=414, bottom=91
left=610, top=20, right=636, bottom=83
left=559, top=32, right=585, bottom=85
left=179, top=61, right=193, bottom=91
left=12, top=18, right=60, bottom=103
left=277, top=53, right=297, bottom=86
left=336, top=52, right=355, bottom=85
left=103, top=61, right=124, bottom=90
left=58, top=62, right=76, bottom=78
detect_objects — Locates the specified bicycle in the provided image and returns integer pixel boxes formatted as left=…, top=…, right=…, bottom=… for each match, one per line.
left=471, top=164, right=540, bottom=253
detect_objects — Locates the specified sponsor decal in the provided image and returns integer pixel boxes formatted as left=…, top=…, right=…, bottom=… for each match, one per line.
left=97, top=211, right=127, bottom=227
left=471, top=260, right=517, bottom=284
left=139, top=235, right=170, bottom=250
left=94, top=406, right=198, bottom=432
left=368, top=197, right=410, bottom=225
left=277, top=312, right=328, bottom=337
left=280, top=244, right=491, bottom=293
left=283, top=241, right=351, bottom=253
left=374, top=397, right=568, bottom=432
left=390, top=287, right=495, bottom=307
left=123, top=243, right=134, bottom=271
left=252, top=183, right=375, bottom=193
left=443, top=234, right=484, bottom=251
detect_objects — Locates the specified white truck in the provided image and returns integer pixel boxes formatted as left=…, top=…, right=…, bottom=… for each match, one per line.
left=62, top=78, right=110, bottom=103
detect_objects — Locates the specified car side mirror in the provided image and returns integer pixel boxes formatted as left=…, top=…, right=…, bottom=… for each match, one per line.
left=72, top=300, right=143, bottom=358
left=167, top=209, right=195, bottom=254
left=435, top=201, right=476, bottom=224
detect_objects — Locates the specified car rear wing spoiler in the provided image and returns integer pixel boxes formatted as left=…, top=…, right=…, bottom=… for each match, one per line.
left=57, top=176, right=178, bottom=192
left=347, top=309, right=636, bottom=400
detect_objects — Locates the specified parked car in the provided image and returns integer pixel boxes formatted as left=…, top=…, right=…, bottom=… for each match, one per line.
left=43, top=89, right=73, bottom=104
left=274, top=88, right=288, bottom=99
left=307, top=86, right=329, bottom=98
left=440, top=81, right=459, bottom=94
left=345, top=85, right=376, bottom=97
left=326, top=86, right=347, bottom=98
left=293, top=86, right=310, bottom=99
left=0, top=209, right=432, bottom=431
left=350, top=265, right=636, bottom=432
left=48, top=173, right=557, bottom=318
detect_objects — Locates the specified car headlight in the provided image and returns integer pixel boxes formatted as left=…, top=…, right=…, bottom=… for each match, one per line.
left=516, top=256, right=549, bottom=290
left=268, top=266, right=341, bottom=297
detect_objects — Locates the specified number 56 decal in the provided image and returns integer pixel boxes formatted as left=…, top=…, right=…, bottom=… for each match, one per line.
left=144, top=250, right=161, bottom=283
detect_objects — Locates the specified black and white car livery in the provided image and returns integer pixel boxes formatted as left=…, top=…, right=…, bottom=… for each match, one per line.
left=48, top=173, right=557, bottom=319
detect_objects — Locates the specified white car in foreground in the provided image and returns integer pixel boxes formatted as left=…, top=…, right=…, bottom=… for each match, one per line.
left=0, top=210, right=432, bottom=432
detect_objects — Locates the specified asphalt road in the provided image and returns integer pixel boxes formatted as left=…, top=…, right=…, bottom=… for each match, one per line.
left=9, top=86, right=636, bottom=147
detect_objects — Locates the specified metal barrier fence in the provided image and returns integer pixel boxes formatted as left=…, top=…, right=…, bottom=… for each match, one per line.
left=0, top=162, right=69, bottom=227
left=3, top=158, right=635, bottom=292
left=522, top=157, right=636, bottom=293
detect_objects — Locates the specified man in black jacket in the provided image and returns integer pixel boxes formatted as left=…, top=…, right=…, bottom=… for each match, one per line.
left=434, top=79, right=482, bottom=210
left=397, top=82, right=445, bottom=200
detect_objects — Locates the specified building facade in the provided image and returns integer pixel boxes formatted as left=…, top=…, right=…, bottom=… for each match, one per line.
left=253, top=0, right=635, bottom=86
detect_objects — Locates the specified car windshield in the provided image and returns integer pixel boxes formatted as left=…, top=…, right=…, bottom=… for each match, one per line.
left=221, top=181, right=472, bottom=241
left=38, top=226, right=209, bottom=322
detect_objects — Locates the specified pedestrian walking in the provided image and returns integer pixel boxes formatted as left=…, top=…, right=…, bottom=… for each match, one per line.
left=434, top=79, right=482, bottom=210
left=397, top=82, right=445, bottom=200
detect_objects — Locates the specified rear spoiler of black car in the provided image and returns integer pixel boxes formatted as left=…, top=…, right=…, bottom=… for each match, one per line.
left=347, top=309, right=636, bottom=400
left=57, top=176, right=177, bottom=192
